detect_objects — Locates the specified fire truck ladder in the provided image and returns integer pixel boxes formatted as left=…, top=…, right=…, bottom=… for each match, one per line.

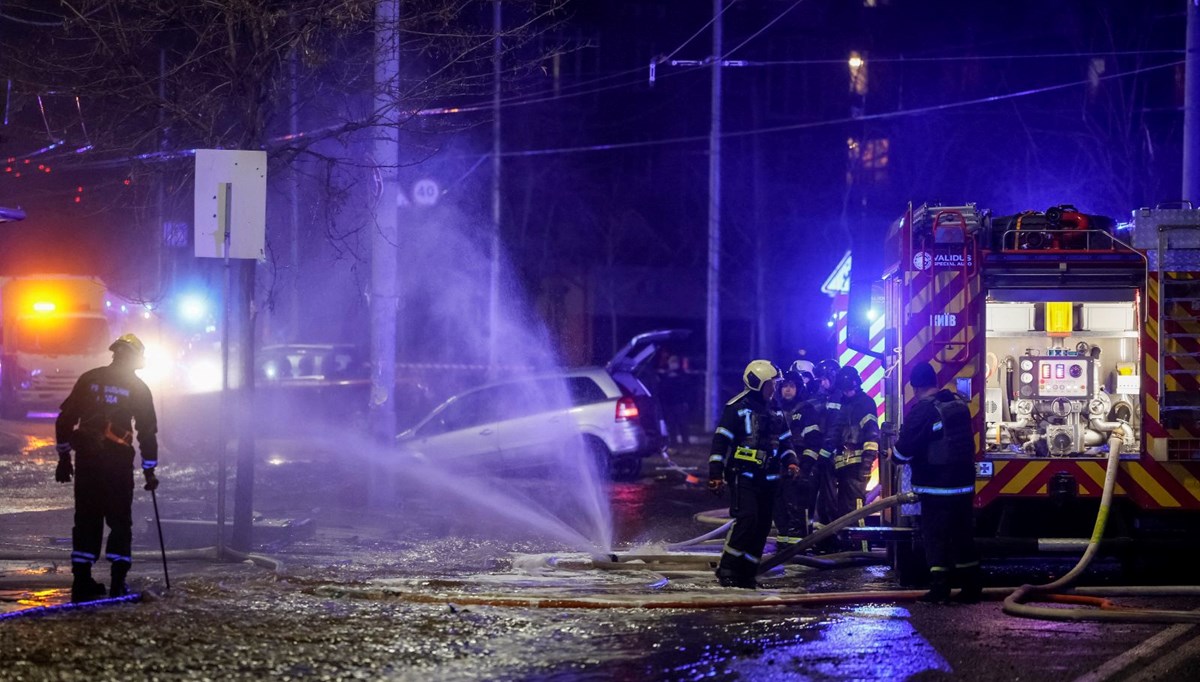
left=1157, top=224, right=1200, bottom=423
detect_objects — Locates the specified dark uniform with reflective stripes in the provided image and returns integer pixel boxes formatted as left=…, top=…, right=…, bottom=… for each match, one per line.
left=894, top=389, right=980, bottom=599
left=709, top=390, right=797, bottom=587
left=773, top=390, right=816, bottom=545
left=56, top=363, right=158, bottom=586
left=796, top=391, right=841, bottom=527
left=829, top=388, right=880, bottom=523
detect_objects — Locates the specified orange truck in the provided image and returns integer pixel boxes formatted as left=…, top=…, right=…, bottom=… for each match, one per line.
left=0, top=275, right=111, bottom=418
left=843, top=203, right=1200, bottom=580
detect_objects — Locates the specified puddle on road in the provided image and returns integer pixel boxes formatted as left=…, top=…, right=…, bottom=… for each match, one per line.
left=0, top=432, right=72, bottom=514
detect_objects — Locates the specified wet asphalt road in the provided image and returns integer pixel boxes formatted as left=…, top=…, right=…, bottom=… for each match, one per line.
left=2, top=414, right=1200, bottom=681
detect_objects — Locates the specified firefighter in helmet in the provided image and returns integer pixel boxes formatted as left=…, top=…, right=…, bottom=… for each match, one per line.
left=796, top=359, right=842, bottom=530
left=708, top=360, right=798, bottom=588
left=55, top=333, right=159, bottom=601
left=893, top=361, right=982, bottom=603
left=789, top=359, right=816, bottom=398
left=772, top=368, right=813, bottom=549
left=829, top=365, right=881, bottom=532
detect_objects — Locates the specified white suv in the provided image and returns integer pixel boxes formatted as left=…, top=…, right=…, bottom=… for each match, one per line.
left=395, top=330, right=688, bottom=480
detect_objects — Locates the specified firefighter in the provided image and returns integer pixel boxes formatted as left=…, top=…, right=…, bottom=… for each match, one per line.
left=55, top=333, right=159, bottom=601
left=829, top=365, right=881, bottom=529
left=893, top=361, right=982, bottom=604
left=789, top=359, right=815, bottom=397
left=797, top=359, right=842, bottom=530
left=708, top=360, right=798, bottom=588
left=772, top=369, right=811, bottom=549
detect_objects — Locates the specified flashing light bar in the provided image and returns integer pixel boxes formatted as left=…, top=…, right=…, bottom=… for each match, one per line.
left=32, top=301, right=56, bottom=313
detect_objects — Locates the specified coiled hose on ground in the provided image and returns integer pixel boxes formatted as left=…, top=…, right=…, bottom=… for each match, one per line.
left=1003, top=431, right=1200, bottom=623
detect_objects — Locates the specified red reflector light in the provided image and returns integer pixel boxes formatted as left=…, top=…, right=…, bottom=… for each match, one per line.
left=615, top=397, right=639, bottom=421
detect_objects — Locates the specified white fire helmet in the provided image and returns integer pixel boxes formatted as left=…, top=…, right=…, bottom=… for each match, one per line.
left=743, top=360, right=781, bottom=392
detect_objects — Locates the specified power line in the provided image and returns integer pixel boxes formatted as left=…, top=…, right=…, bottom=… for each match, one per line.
left=454, top=48, right=1185, bottom=117
left=722, top=0, right=806, bottom=60
left=751, top=49, right=1186, bottom=66
left=497, top=58, right=1183, bottom=159
left=21, top=56, right=1183, bottom=172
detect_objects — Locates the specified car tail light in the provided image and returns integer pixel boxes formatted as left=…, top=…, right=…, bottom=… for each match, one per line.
left=615, top=396, right=640, bottom=422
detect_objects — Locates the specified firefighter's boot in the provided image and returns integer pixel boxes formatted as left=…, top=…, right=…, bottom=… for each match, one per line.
left=70, top=564, right=107, bottom=603
left=109, top=562, right=130, bottom=598
left=917, top=571, right=951, bottom=604
left=953, top=565, right=983, bottom=604
left=716, top=566, right=757, bottom=590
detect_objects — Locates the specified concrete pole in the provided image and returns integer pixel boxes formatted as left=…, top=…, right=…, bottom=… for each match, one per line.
left=489, top=0, right=502, bottom=376
left=289, top=18, right=301, bottom=342
left=370, top=0, right=400, bottom=445
left=704, top=0, right=723, bottom=432
left=1184, top=0, right=1200, bottom=202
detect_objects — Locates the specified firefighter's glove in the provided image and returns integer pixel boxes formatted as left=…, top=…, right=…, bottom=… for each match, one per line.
left=143, top=468, right=159, bottom=492
left=55, top=455, right=73, bottom=483
left=707, top=478, right=725, bottom=496
left=786, top=463, right=801, bottom=478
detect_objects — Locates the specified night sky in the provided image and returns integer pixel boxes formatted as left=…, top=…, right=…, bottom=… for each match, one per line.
left=0, top=0, right=1189, bottom=367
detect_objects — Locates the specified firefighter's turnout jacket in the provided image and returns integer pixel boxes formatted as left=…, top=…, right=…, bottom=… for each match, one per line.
left=57, top=363, right=158, bottom=466
left=709, top=390, right=797, bottom=481
left=893, top=389, right=974, bottom=495
left=56, top=362, right=158, bottom=570
left=795, top=392, right=837, bottom=476
left=827, top=389, right=880, bottom=477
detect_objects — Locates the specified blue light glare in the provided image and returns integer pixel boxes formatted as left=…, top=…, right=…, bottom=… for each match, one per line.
left=179, top=295, right=209, bottom=323
left=866, top=309, right=879, bottom=322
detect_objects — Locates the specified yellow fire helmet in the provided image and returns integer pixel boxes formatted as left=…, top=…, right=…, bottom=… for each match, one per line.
left=109, top=333, right=146, bottom=358
left=743, top=359, right=781, bottom=392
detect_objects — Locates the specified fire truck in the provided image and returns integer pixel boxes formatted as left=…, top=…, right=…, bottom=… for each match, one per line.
left=843, top=202, right=1200, bottom=579
left=0, top=275, right=112, bottom=419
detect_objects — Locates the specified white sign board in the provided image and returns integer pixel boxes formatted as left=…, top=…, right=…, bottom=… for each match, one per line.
left=194, top=149, right=267, bottom=259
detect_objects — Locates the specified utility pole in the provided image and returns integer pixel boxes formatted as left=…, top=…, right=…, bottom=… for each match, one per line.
left=651, top=3, right=749, bottom=429
left=705, top=0, right=724, bottom=432
left=370, top=0, right=400, bottom=447
left=1185, top=0, right=1200, bottom=201
left=489, top=0, right=502, bottom=375
left=289, top=16, right=302, bottom=342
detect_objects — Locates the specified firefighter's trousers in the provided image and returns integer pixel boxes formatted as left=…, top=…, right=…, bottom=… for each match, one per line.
left=772, top=474, right=815, bottom=544
left=814, top=455, right=839, bottom=526
left=919, top=492, right=979, bottom=586
left=834, top=452, right=876, bottom=520
left=71, top=447, right=135, bottom=572
left=717, top=472, right=776, bottom=585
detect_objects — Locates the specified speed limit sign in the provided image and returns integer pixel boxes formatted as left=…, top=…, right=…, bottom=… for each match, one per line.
left=412, top=179, right=440, bottom=206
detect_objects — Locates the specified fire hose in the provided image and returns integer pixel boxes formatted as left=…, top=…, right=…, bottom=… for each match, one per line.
left=1002, top=429, right=1200, bottom=623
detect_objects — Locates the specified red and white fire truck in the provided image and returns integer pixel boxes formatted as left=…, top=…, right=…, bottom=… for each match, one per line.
left=842, top=202, right=1200, bottom=577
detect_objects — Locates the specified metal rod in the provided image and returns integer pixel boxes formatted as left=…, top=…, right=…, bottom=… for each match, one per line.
left=150, top=488, right=171, bottom=591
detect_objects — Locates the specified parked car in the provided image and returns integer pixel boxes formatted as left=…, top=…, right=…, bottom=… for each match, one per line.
left=258, top=343, right=367, bottom=384
left=395, top=329, right=690, bottom=480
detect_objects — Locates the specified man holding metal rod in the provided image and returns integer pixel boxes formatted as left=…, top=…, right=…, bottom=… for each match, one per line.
left=55, top=333, right=160, bottom=601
